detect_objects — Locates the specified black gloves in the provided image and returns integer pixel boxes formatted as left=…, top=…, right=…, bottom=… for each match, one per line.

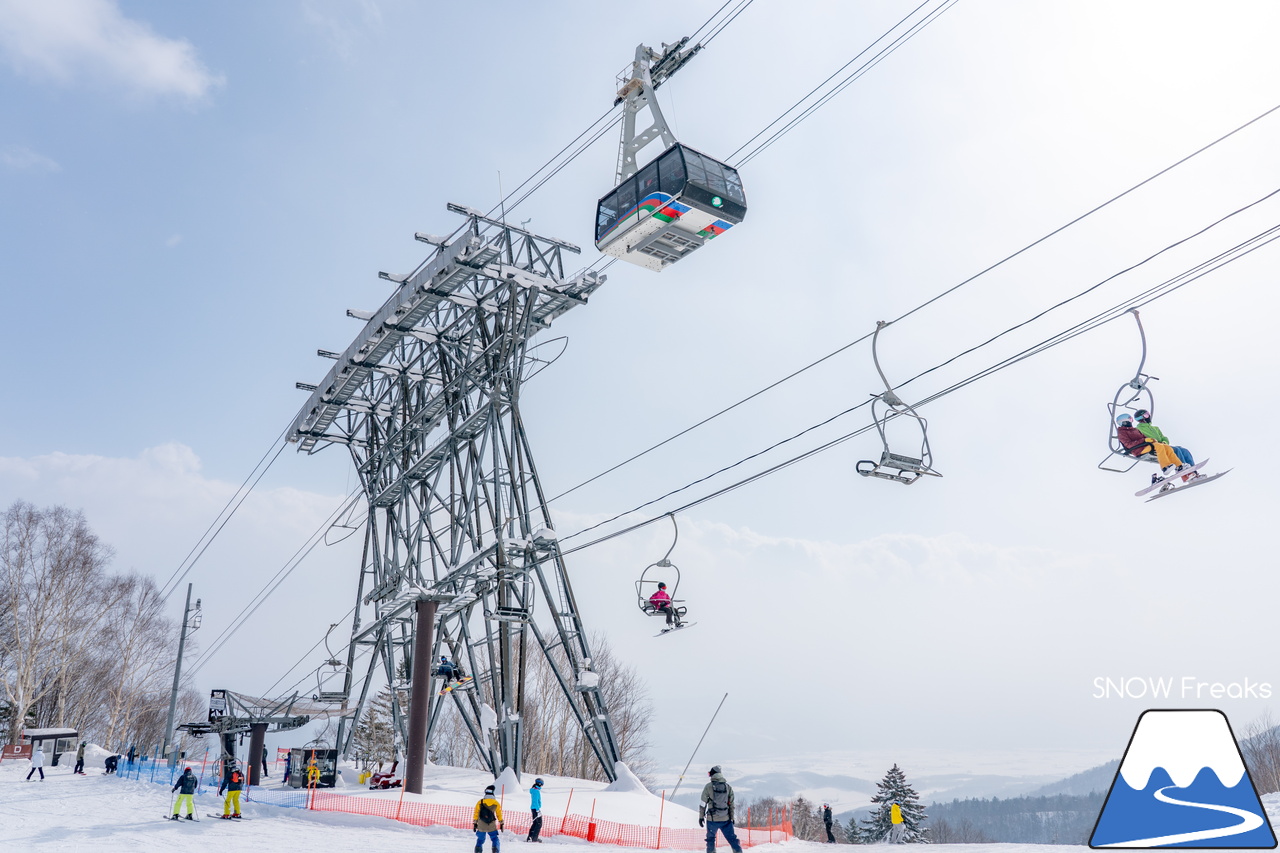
left=699, top=818, right=705, bottom=827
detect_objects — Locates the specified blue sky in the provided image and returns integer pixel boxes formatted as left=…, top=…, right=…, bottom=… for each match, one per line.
left=3, top=0, right=1280, bottom=775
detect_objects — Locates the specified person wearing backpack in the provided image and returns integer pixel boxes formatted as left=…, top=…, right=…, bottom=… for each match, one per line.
left=474, top=783, right=505, bottom=853
left=699, top=766, right=743, bottom=853
left=218, top=763, right=245, bottom=818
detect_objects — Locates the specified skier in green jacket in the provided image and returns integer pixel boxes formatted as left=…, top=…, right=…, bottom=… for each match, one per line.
left=1134, top=409, right=1201, bottom=483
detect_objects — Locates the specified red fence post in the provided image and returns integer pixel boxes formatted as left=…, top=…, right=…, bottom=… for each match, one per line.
left=561, top=787, right=574, bottom=837
left=656, top=790, right=665, bottom=850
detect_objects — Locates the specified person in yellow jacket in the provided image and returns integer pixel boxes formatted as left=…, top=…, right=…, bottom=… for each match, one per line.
left=889, top=801, right=905, bottom=843
left=473, top=783, right=504, bottom=853
left=306, top=756, right=321, bottom=786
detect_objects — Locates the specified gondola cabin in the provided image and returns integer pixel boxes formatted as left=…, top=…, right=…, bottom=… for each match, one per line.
left=595, top=143, right=746, bottom=272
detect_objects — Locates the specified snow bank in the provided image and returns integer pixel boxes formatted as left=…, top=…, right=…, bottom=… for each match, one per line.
left=604, top=762, right=650, bottom=795
left=494, top=765, right=522, bottom=796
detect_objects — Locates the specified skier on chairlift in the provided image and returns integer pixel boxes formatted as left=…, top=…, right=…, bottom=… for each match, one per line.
left=1133, top=409, right=1201, bottom=484
left=1115, top=413, right=1185, bottom=481
left=649, top=582, right=680, bottom=628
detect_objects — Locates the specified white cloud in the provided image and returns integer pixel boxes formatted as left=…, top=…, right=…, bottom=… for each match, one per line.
left=302, top=0, right=383, bottom=61
left=0, top=0, right=224, bottom=100
left=166, top=234, right=183, bottom=247
left=0, top=144, right=61, bottom=172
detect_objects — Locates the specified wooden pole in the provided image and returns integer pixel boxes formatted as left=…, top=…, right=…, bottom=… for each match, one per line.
left=656, top=790, right=665, bottom=850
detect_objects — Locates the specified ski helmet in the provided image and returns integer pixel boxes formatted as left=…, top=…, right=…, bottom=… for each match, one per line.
left=1134, top=408, right=1151, bottom=422
left=534, top=778, right=544, bottom=787
left=485, top=784, right=496, bottom=795
left=441, top=655, right=449, bottom=661
left=1115, top=412, right=1133, bottom=425
left=709, top=765, right=722, bottom=775
left=657, top=582, right=667, bottom=589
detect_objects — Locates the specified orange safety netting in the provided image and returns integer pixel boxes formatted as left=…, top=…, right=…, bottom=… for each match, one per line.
left=307, top=790, right=792, bottom=849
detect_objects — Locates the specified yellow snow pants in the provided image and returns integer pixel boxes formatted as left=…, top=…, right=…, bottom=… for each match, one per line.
left=1138, top=441, right=1181, bottom=470
left=173, top=794, right=194, bottom=816
left=223, top=790, right=241, bottom=815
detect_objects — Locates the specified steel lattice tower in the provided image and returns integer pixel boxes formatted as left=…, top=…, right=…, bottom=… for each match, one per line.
left=289, top=204, right=620, bottom=780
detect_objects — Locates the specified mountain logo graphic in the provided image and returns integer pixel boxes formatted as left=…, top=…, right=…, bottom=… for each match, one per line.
left=1090, top=709, right=1277, bottom=848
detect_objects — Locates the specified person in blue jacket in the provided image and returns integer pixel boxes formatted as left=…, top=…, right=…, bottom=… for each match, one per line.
left=526, top=777, right=545, bottom=842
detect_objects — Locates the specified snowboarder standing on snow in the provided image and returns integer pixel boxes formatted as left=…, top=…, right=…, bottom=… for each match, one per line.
left=261, top=745, right=270, bottom=778
left=473, top=783, right=504, bottom=853
left=889, top=801, right=905, bottom=843
left=218, top=763, right=245, bottom=818
left=700, top=766, right=743, bottom=853
left=26, top=746, right=45, bottom=781
left=73, top=741, right=86, bottom=775
left=648, top=583, right=680, bottom=628
left=283, top=750, right=292, bottom=784
left=822, top=804, right=835, bottom=843
left=171, top=766, right=198, bottom=820
left=1134, top=409, right=1201, bottom=483
left=104, top=754, right=119, bottom=774
left=126, top=745, right=137, bottom=770
left=526, top=777, right=544, bottom=843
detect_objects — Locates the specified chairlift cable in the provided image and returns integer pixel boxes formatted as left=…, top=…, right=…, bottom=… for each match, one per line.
left=555, top=220, right=1280, bottom=551
left=186, top=488, right=363, bottom=678
left=735, top=0, right=960, bottom=168
left=159, top=436, right=288, bottom=602
left=548, top=100, right=1280, bottom=505
left=726, top=0, right=947, bottom=166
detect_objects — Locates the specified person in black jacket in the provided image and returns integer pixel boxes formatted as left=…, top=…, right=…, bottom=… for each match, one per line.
left=822, top=804, right=835, bottom=842
left=219, top=763, right=246, bottom=818
left=171, top=767, right=198, bottom=820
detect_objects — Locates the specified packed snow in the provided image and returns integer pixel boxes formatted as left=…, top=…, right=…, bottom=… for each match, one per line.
left=7, top=749, right=1280, bottom=853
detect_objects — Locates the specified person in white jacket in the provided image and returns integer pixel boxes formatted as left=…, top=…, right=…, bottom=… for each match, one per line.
left=26, top=747, right=45, bottom=781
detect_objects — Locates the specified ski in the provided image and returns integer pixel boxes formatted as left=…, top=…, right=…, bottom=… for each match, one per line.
left=655, top=623, right=697, bottom=636
left=1133, top=460, right=1207, bottom=496
left=208, top=814, right=250, bottom=820
left=1145, top=469, right=1230, bottom=502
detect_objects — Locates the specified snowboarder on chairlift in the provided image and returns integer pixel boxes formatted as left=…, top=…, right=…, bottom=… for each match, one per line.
left=1115, top=413, right=1184, bottom=477
left=1133, top=409, right=1201, bottom=483
left=438, top=655, right=466, bottom=687
left=649, top=582, right=680, bottom=628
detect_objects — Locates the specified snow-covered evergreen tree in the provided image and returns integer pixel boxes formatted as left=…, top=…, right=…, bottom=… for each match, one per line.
left=351, top=688, right=398, bottom=769
left=846, top=816, right=862, bottom=843
left=859, top=764, right=928, bottom=843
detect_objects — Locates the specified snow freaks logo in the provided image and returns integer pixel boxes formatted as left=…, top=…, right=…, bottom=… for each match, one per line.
left=1090, top=709, right=1277, bottom=848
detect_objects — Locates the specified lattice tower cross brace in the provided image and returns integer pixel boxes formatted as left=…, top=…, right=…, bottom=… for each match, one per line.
left=290, top=205, right=621, bottom=781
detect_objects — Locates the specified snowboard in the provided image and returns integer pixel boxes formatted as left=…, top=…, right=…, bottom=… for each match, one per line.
left=439, top=676, right=474, bottom=695
left=1133, top=459, right=1207, bottom=496
left=1145, top=469, right=1230, bottom=502
left=656, top=623, right=696, bottom=637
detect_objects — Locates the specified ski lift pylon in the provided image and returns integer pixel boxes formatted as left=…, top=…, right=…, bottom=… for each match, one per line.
left=1098, top=309, right=1159, bottom=473
left=635, top=514, right=688, bottom=625
left=856, top=321, right=943, bottom=485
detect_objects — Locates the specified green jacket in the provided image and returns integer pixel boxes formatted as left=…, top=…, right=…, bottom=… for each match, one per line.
left=700, top=773, right=735, bottom=822
left=1136, top=422, right=1170, bottom=443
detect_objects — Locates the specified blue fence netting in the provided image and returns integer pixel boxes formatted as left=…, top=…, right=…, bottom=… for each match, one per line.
left=113, top=753, right=310, bottom=810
